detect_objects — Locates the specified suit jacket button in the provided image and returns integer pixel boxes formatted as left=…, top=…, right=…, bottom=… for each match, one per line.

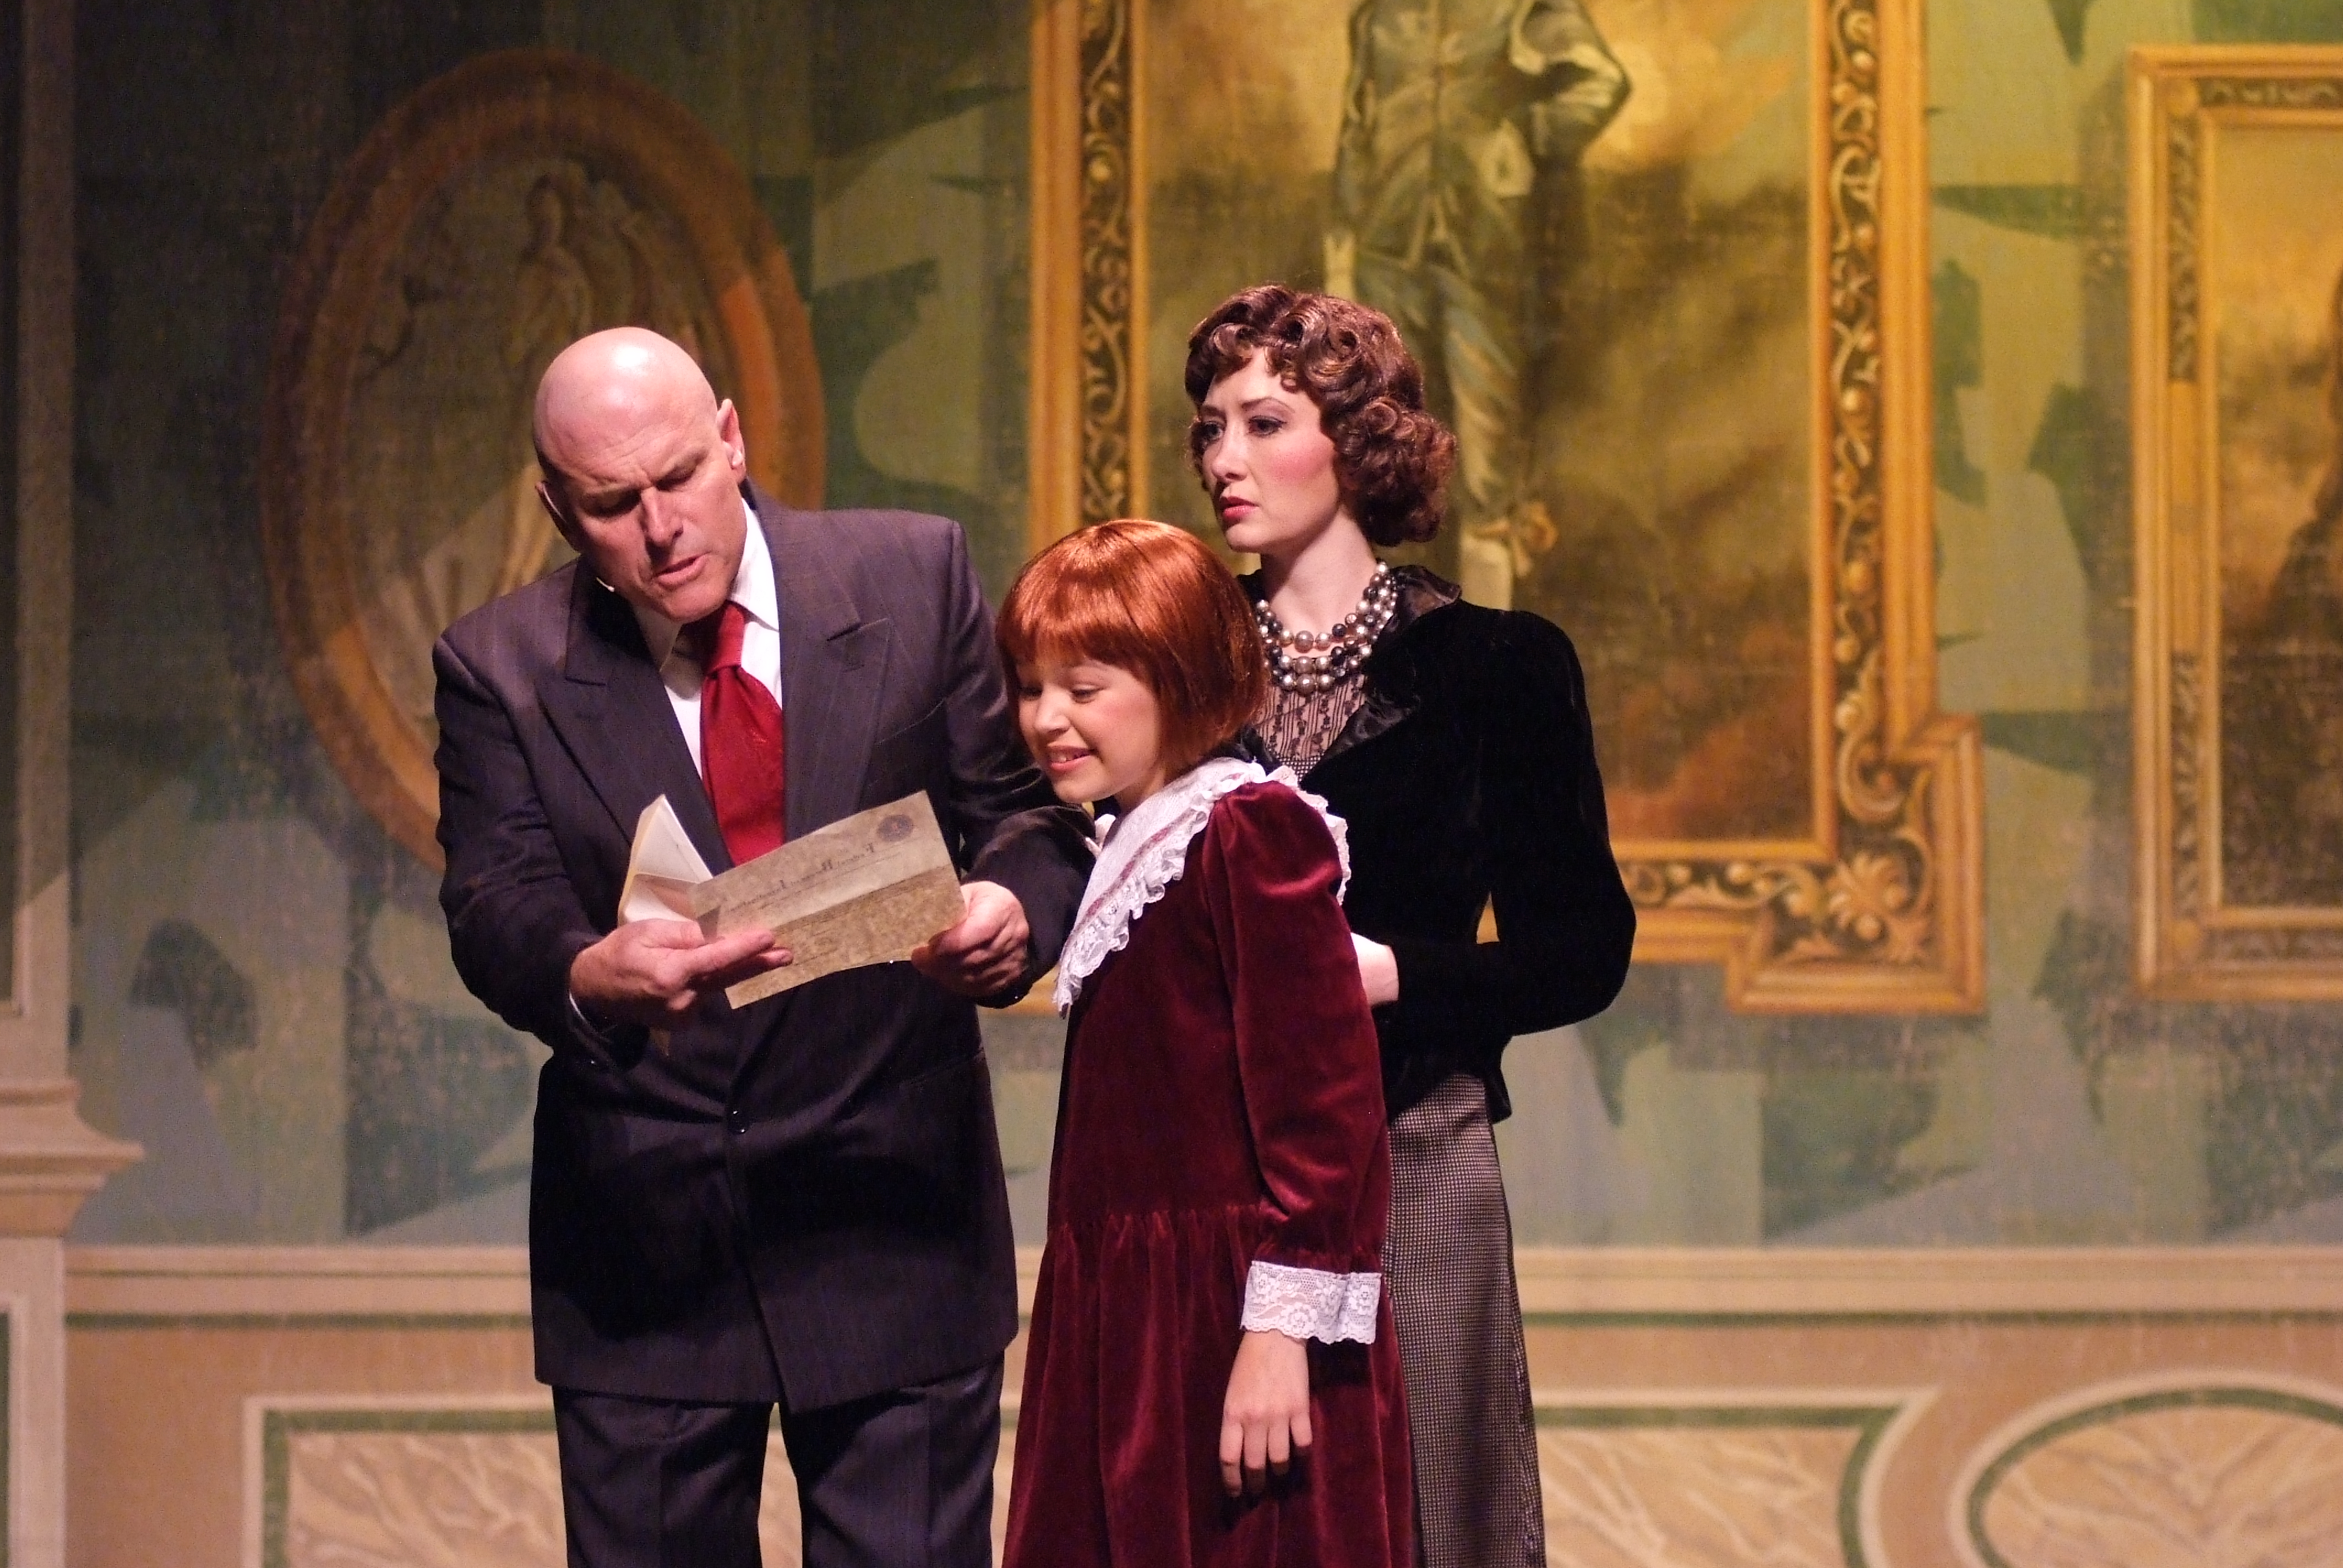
left=727, top=1109, right=748, bottom=1135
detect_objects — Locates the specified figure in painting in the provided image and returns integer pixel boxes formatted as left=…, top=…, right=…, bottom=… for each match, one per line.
left=1327, top=0, right=1629, bottom=598
left=499, top=172, right=601, bottom=600
left=350, top=156, right=738, bottom=739
left=497, top=164, right=710, bottom=605
left=2227, top=262, right=2343, bottom=906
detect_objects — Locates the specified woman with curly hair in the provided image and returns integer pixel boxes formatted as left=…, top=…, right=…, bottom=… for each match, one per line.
left=1185, top=284, right=1637, bottom=1568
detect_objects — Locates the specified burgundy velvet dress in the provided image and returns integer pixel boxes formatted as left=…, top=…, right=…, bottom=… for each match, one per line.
left=1002, top=777, right=1413, bottom=1567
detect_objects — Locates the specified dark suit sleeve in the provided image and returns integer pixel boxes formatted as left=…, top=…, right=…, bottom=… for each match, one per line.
left=434, top=632, right=633, bottom=1065
left=928, top=524, right=1094, bottom=999
left=1379, top=614, right=1635, bottom=1043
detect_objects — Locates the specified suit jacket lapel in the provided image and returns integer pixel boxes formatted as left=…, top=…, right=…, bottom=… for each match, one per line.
left=760, top=487, right=891, bottom=839
left=537, top=565, right=735, bottom=873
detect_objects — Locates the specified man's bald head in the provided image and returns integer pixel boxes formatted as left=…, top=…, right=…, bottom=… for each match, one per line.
left=534, top=326, right=720, bottom=482
left=531, top=326, right=751, bottom=625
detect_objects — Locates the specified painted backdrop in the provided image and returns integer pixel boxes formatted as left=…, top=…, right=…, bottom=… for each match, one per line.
left=62, top=0, right=2343, bottom=1249
left=68, top=0, right=1037, bottom=1243
left=1141, top=0, right=1817, bottom=843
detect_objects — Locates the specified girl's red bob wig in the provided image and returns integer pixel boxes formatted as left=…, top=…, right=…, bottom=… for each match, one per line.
left=996, top=519, right=1268, bottom=775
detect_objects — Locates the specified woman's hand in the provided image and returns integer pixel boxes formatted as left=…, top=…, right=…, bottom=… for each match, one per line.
left=1219, top=1329, right=1313, bottom=1497
left=1352, top=933, right=1399, bottom=1006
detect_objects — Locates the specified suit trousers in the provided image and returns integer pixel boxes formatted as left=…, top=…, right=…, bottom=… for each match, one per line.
left=553, top=1359, right=1004, bottom=1567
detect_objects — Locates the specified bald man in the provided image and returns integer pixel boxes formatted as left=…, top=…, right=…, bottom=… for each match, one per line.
left=433, top=328, right=1091, bottom=1566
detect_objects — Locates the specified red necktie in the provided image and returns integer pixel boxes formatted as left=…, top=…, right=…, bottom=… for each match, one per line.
left=696, top=601, right=786, bottom=864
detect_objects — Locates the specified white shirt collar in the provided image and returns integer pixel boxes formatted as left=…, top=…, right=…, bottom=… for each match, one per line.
left=629, top=494, right=777, bottom=668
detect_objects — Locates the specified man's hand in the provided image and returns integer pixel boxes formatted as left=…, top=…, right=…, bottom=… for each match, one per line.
left=1219, top=1329, right=1313, bottom=1498
left=569, top=920, right=789, bottom=1029
left=909, top=881, right=1030, bottom=998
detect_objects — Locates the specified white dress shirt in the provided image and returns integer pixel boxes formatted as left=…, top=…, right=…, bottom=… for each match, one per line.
left=628, top=497, right=783, bottom=771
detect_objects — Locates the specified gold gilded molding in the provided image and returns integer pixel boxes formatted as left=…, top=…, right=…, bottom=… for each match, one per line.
left=1038, top=0, right=1980, bottom=1012
left=1075, top=0, right=1139, bottom=526
left=2131, top=47, right=2343, bottom=999
left=1026, top=1, right=1086, bottom=551
left=261, top=51, right=824, bottom=868
left=1622, top=0, right=1981, bottom=1010
left=1029, top=0, right=1142, bottom=546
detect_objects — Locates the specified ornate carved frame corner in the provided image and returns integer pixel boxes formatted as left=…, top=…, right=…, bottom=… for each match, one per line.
left=2131, top=46, right=2343, bottom=1001
left=1031, top=0, right=1982, bottom=1012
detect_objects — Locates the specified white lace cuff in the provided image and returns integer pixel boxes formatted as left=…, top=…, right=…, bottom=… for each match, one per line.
left=1240, top=1260, right=1381, bottom=1344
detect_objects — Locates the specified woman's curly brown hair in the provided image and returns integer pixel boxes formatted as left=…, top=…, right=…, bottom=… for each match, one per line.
left=1183, top=284, right=1457, bottom=547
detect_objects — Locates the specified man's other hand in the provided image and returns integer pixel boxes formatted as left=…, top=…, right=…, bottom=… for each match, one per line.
left=910, top=881, right=1031, bottom=999
left=1351, top=933, right=1399, bottom=1006
left=569, top=920, right=789, bottom=1028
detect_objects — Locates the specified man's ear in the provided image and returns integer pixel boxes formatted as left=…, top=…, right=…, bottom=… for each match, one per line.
left=715, top=398, right=747, bottom=475
left=537, top=479, right=584, bottom=553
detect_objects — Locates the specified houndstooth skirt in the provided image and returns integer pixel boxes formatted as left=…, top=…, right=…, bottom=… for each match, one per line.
left=1385, top=1074, right=1544, bottom=1568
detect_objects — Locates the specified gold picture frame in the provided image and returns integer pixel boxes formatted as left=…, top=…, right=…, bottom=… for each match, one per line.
left=261, top=50, right=824, bottom=869
left=1028, top=0, right=1981, bottom=1012
left=2132, top=47, right=2343, bottom=1000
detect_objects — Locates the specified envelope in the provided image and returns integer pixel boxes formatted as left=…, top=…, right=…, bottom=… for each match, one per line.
left=618, top=796, right=714, bottom=925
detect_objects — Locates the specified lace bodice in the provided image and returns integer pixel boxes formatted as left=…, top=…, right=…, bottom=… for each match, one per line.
left=1255, top=670, right=1371, bottom=778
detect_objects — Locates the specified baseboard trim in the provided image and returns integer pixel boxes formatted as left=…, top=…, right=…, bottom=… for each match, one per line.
left=66, top=1244, right=2343, bottom=1321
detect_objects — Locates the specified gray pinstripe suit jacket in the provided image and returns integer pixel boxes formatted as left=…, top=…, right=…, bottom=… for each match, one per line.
left=433, top=485, right=1089, bottom=1407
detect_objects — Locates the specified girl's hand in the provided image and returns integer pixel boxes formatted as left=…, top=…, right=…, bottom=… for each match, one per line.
left=1351, top=933, right=1399, bottom=1006
left=1219, top=1330, right=1312, bottom=1497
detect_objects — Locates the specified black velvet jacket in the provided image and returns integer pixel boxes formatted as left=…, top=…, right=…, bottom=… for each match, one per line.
left=1248, top=569, right=1636, bottom=1123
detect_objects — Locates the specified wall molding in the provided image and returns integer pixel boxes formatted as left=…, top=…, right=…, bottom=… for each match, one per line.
left=1533, top=1386, right=1935, bottom=1568
left=69, top=1248, right=531, bottom=1320
left=240, top=1393, right=553, bottom=1568
left=67, top=1245, right=2343, bottom=1322
left=1949, top=1369, right=2343, bottom=1568
left=1513, top=1246, right=2343, bottom=1316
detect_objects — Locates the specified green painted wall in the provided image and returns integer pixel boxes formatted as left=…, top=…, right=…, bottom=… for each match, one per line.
left=67, top=0, right=1032, bottom=1243
left=1493, top=0, right=2343, bottom=1246
left=61, top=0, right=2343, bottom=1248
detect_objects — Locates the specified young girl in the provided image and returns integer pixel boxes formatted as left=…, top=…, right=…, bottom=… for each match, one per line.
left=996, top=519, right=1413, bottom=1567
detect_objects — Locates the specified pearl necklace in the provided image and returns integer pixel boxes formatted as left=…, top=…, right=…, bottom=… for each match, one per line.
left=1254, top=564, right=1397, bottom=693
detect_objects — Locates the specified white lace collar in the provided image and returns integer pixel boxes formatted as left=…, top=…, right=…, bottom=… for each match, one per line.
left=1051, top=756, right=1349, bottom=1015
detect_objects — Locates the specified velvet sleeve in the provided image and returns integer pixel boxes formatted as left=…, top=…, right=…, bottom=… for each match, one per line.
left=1203, top=785, right=1390, bottom=1341
left=1379, top=613, right=1636, bottom=1049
